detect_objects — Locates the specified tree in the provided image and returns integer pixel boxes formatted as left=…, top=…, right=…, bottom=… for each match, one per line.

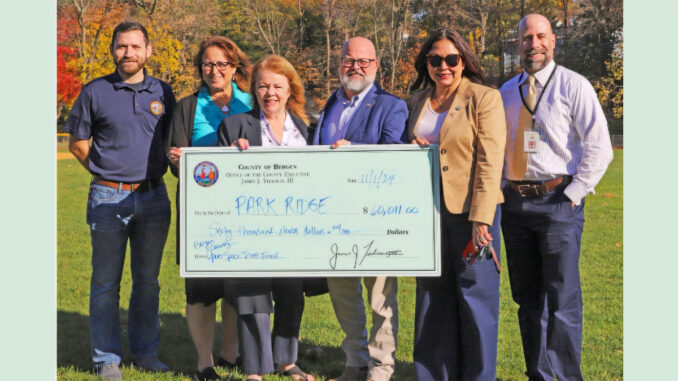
left=145, top=21, right=183, bottom=85
left=245, top=0, right=295, bottom=55
left=55, top=0, right=622, bottom=117
left=57, top=6, right=82, bottom=120
left=370, top=0, right=412, bottom=93
left=57, top=46, right=82, bottom=121
left=593, top=41, right=622, bottom=120
left=558, top=0, right=622, bottom=79
left=68, top=0, right=129, bottom=82
left=323, top=0, right=337, bottom=96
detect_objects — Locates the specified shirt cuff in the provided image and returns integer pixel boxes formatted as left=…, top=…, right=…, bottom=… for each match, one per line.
left=563, top=181, right=588, bottom=205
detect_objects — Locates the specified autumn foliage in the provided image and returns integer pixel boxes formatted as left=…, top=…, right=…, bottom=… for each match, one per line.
left=57, top=46, right=81, bottom=115
left=57, top=0, right=623, bottom=126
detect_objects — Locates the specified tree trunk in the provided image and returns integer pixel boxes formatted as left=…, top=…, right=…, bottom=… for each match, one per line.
left=325, top=0, right=335, bottom=96
left=297, top=0, right=304, bottom=50
left=562, top=0, right=569, bottom=38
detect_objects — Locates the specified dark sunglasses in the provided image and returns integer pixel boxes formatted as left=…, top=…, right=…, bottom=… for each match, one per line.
left=426, top=54, right=460, bottom=67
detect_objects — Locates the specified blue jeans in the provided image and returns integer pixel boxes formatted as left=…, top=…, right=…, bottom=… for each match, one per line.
left=86, top=181, right=170, bottom=366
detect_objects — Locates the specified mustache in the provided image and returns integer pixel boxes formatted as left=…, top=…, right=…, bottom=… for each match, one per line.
left=346, top=70, right=365, bottom=78
left=525, top=49, right=546, bottom=56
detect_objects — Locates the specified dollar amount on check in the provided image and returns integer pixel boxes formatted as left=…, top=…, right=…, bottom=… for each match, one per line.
left=179, top=145, right=441, bottom=277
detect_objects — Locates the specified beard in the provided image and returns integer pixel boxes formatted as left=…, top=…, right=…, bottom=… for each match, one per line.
left=522, top=49, right=552, bottom=73
left=340, top=70, right=375, bottom=94
left=115, top=56, right=146, bottom=77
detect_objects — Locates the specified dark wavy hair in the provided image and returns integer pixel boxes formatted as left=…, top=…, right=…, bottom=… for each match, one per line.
left=410, top=28, right=485, bottom=92
left=193, top=36, right=252, bottom=92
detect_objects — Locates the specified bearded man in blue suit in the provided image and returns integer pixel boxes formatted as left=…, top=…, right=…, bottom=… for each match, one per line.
left=312, top=36, right=408, bottom=381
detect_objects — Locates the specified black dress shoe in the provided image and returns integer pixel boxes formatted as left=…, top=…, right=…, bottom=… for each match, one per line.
left=193, top=366, right=220, bottom=381
left=216, top=356, right=241, bottom=370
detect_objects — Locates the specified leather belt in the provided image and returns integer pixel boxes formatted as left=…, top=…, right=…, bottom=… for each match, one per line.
left=92, top=175, right=163, bottom=192
left=507, top=176, right=571, bottom=197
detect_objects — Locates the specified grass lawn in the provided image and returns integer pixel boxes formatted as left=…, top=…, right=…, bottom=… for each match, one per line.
left=57, top=150, right=622, bottom=380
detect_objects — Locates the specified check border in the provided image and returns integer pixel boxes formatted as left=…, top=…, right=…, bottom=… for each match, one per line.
left=179, top=144, right=441, bottom=277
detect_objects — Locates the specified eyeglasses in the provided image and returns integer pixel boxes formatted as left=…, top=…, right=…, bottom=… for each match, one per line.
left=341, top=58, right=376, bottom=68
left=426, top=54, right=460, bottom=68
left=201, top=61, right=233, bottom=71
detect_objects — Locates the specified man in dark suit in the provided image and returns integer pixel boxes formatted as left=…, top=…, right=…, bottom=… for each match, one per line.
left=312, top=37, right=408, bottom=381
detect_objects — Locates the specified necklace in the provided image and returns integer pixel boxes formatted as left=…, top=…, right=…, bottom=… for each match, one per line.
left=211, top=94, right=232, bottom=114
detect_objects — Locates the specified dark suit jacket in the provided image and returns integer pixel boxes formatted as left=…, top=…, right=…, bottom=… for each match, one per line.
left=217, top=108, right=310, bottom=147
left=406, top=77, right=506, bottom=225
left=312, top=83, right=408, bottom=145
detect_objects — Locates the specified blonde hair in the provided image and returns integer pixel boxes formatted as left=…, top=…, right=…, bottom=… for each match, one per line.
left=250, top=55, right=309, bottom=125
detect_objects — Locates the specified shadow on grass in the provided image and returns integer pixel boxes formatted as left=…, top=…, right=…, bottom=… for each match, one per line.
left=58, top=309, right=422, bottom=380
left=293, top=341, right=415, bottom=381
left=57, top=309, right=198, bottom=378
left=295, top=341, right=510, bottom=381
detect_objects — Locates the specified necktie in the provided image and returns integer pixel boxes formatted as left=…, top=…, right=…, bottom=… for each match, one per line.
left=525, top=75, right=537, bottom=110
left=509, top=75, right=536, bottom=180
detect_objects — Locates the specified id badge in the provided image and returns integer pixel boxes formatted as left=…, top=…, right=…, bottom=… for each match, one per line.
left=524, top=131, right=539, bottom=153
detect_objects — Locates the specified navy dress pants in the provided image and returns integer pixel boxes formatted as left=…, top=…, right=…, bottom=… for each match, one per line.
left=501, top=184, right=585, bottom=381
left=272, top=278, right=305, bottom=366
left=414, top=206, right=501, bottom=381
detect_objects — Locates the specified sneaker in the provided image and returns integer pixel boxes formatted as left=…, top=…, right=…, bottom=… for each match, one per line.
left=193, top=366, right=221, bottom=381
left=95, top=363, right=122, bottom=380
left=328, top=366, right=368, bottom=381
left=132, top=356, right=170, bottom=372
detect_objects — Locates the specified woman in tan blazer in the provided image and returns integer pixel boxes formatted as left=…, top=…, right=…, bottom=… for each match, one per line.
left=407, top=28, right=506, bottom=381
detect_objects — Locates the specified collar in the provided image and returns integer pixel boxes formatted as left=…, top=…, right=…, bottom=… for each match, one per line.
left=112, top=68, right=155, bottom=92
left=259, top=109, right=291, bottom=125
left=456, top=76, right=474, bottom=100
left=338, top=82, right=374, bottom=105
left=521, top=60, right=556, bottom=87
left=231, top=81, right=250, bottom=102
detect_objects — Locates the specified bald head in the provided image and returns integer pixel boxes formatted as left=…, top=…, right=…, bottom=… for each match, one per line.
left=517, top=13, right=556, bottom=74
left=519, top=14, right=553, bottom=36
left=338, top=36, right=379, bottom=98
left=341, top=36, right=376, bottom=58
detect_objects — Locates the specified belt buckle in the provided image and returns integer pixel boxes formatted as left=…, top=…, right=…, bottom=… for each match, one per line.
left=516, top=184, right=535, bottom=197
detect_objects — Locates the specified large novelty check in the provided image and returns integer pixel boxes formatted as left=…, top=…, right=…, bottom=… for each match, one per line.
left=179, top=145, right=440, bottom=277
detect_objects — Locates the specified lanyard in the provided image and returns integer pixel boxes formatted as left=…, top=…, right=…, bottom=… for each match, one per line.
left=518, top=64, right=557, bottom=116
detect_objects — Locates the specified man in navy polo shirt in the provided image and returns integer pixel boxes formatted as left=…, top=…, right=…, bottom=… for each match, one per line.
left=65, top=21, right=175, bottom=379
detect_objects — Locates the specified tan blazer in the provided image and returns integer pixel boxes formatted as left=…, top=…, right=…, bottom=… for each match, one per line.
left=406, top=77, right=506, bottom=226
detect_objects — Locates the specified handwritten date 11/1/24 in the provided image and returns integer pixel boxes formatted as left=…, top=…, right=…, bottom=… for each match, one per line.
left=347, top=169, right=396, bottom=189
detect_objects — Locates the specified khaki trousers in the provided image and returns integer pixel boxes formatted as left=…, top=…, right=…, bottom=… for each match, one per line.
left=327, top=276, right=399, bottom=381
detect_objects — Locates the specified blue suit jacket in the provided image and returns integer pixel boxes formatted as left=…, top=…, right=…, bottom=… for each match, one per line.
left=312, top=83, right=408, bottom=145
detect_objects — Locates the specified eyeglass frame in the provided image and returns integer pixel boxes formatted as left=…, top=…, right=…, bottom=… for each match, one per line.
left=340, top=57, right=377, bottom=69
left=201, top=61, right=234, bottom=71
left=426, top=54, right=460, bottom=68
